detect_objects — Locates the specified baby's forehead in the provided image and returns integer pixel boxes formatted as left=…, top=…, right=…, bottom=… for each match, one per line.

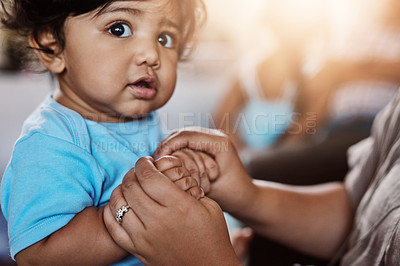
left=99, top=0, right=182, bottom=14
left=96, top=0, right=183, bottom=25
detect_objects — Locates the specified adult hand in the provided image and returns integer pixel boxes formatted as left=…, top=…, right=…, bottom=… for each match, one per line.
left=104, top=157, right=241, bottom=266
left=154, top=127, right=256, bottom=214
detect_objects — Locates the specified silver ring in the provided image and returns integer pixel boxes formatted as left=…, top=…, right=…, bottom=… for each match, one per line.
left=115, top=205, right=130, bottom=223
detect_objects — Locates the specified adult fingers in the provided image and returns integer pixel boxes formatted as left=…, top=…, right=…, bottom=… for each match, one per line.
left=103, top=204, right=137, bottom=253
left=106, top=185, right=145, bottom=252
left=133, top=156, right=196, bottom=207
left=154, top=127, right=230, bottom=159
left=119, top=166, right=163, bottom=224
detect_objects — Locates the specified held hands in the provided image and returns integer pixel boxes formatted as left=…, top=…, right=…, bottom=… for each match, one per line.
left=154, top=127, right=256, bottom=213
left=153, top=148, right=219, bottom=198
left=153, top=155, right=206, bottom=199
left=104, top=157, right=241, bottom=265
left=169, top=148, right=219, bottom=193
left=102, top=129, right=249, bottom=265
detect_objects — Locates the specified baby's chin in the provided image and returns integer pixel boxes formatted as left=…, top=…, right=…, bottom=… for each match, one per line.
left=125, top=109, right=156, bottom=121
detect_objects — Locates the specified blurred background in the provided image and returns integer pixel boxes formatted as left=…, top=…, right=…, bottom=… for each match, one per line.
left=1, top=0, right=400, bottom=265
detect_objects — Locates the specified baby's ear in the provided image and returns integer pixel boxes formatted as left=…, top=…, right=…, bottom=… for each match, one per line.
left=29, top=32, right=65, bottom=74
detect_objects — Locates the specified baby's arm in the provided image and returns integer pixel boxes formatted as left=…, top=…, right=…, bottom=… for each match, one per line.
left=15, top=205, right=128, bottom=265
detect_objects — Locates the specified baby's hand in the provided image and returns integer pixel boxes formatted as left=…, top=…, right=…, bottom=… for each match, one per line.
left=154, top=155, right=204, bottom=199
left=170, top=149, right=219, bottom=194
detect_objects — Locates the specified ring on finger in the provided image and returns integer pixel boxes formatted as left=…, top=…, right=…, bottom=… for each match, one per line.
left=115, top=205, right=130, bottom=223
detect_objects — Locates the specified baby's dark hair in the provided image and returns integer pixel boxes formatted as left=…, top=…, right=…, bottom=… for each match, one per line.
left=0, top=0, right=206, bottom=61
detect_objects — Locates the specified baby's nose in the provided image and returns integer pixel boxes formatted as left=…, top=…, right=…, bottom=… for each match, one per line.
left=133, top=39, right=160, bottom=68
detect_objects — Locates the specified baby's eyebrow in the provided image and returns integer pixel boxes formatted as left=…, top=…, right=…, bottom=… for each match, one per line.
left=159, top=18, right=181, bottom=32
left=95, top=4, right=182, bottom=32
left=95, top=5, right=141, bottom=17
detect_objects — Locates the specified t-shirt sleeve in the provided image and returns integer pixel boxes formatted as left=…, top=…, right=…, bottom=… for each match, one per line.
left=1, top=133, right=105, bottom=259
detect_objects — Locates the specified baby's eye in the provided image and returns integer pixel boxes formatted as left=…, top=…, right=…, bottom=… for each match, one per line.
left=158, top=33, right=175, bottom=48
left=108, top=22, right=132, bottom=38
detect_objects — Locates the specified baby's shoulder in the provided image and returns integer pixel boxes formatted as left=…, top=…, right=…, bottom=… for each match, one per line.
left=19, top=97, right=89, bottom=149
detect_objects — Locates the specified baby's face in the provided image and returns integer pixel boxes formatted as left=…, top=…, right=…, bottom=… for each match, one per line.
left=55, top=0, right=182, bottom=122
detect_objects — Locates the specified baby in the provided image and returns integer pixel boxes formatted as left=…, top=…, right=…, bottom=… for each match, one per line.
left=0, top=0, right=217, bottom=265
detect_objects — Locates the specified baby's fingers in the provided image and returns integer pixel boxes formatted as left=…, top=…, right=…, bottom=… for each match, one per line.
left=181, top=149, right=211, bottom=192
left=174, top=176, right=199, bottom=192
left=171, top=150, right=201, bottom=185
left=154, top=155, right=182, bottom=172
left=162, top=166, right=191, bottom=183
left=162, top=166, right=200, bottom=198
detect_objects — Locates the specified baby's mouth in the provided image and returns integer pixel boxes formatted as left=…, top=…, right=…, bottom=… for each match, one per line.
left=135, top=80, right=152, bottom=89
left=128, top=77, right=157, bottom=99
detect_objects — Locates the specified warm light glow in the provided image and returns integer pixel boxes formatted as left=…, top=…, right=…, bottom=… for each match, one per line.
left=201, top=0, right=330, bottom=55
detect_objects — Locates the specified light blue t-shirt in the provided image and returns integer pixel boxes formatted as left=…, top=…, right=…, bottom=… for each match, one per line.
left=1, top=95, right=163, bottom=265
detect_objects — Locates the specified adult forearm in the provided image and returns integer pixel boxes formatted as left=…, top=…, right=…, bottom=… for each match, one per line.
left=16, top=206, right=128, bottom=266
left=230, top=181, right=353, bottom=259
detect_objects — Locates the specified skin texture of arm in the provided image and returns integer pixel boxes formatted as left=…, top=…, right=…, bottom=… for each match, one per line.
left=15, top=206, right=128, bottom=266
left=155, top=128, right=354, bottom=259
left=234, top=180, right=353, bottom=259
